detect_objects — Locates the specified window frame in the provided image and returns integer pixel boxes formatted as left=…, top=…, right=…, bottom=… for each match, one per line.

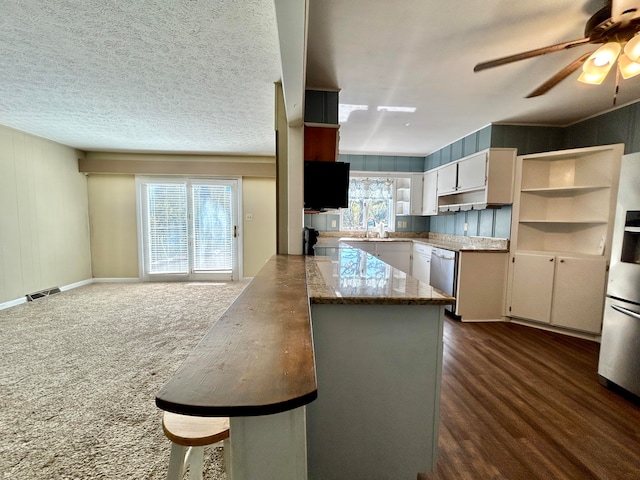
left=340, top=171, right=413, bottom=232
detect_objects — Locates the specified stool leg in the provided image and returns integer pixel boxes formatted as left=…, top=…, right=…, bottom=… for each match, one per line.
left=167, top=442, right=188, bottom=480
left=188, top=446, right=205, bottom=480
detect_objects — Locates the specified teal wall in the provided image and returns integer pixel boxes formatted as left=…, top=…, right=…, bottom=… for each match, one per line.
left=422, top=99, right=640, bottom=239
left=306, top=99, right=640, bottom=237
left=563, top=101, right=640, bottom=153
left=425, top=125, right=493, bottom=170
left=339, top=154, right=425, bottom=172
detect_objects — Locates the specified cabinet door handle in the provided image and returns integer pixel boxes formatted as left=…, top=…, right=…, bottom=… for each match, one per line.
left=549, top=258, right=554, bottom=262
left=611, top=304, right=640, bottom=321
left=560, top=259, right=564, bottom=263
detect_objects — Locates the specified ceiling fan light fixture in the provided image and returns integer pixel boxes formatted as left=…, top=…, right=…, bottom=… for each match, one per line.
left=618, top=53, right=640, bottom=79
left=624, top=33, right=640, bottom=62
left=578, top=70, right=609, bottom=84
left=578, top=42, right=621, bottom=84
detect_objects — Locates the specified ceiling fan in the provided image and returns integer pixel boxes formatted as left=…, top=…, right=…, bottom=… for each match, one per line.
left=474, top=0, right=640, bottom=98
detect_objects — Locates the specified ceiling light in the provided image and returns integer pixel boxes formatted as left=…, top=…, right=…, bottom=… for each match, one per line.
left=578, top=42, right=621, bottom=85
left=624, top=33, right=640, bottom=61
left=376, top=106, right=416, bottom=113
left=338, top=104, right=368, bottom=123
left=619, top=53, right=640, bottom=79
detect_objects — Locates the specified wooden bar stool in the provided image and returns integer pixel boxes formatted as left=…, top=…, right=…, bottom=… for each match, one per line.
left=162, top=411, right=230, bottom=480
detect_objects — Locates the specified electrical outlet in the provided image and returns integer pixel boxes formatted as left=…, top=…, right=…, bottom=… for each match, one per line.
left=331, top=220, right=337, bottom=228
left=464, top=222, right=468, bottom=232
left=245, top=213, right=253, bottom=221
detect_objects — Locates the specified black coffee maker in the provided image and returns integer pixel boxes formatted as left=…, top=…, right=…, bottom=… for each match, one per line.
left=303, top=227, right=319, bottom=255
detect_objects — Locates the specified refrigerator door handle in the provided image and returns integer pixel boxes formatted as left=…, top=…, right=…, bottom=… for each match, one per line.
left=611, top=304, right=640, bottom=321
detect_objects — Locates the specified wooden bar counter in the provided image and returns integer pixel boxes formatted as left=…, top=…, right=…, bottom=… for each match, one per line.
left=156, top=248, right=454, bottom=479
left=156, top=255, right=316, bottom=480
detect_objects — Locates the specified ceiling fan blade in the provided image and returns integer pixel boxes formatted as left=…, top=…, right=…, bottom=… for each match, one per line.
left=526, top=51, right=594, bottom=98
left=474, top=38, right=591, bottom=72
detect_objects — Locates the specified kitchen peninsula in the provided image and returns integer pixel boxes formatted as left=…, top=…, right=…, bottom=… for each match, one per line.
left=156, top=249, right=453, bottom=479
left=306, top=245, right=454, bottom=478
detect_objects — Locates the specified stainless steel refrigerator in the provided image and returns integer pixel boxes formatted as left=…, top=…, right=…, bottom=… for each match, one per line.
left=598, top=153, right=640, bottom=398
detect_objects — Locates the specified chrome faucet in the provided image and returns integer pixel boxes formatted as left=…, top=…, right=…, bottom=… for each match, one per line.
left=364, top=202, right=371, bottom=238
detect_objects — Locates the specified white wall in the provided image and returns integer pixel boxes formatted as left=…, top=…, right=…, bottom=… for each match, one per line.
left=0, top=125, right=91, bottom=304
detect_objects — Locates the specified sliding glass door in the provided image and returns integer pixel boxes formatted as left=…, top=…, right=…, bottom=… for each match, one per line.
left=138, top=178, right=239, bottom=281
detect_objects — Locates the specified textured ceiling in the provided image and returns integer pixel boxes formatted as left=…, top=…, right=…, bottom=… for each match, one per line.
left=0, top=1, right=282, bottom=155
left=4, top=1, right=640, bottom=158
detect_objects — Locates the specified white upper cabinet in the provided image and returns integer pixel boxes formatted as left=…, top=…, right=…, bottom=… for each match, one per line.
left=434, top=148, right=516, bottom=212
left=422, top=170, right=438, bottom=216
left=436, top=163, right=457, bottom=196
left=456, top=152, right=487, bottom=192
left=409, top=173, right=424, bottom=215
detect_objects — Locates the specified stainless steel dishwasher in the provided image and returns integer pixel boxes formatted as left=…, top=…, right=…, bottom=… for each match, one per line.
left=430, top=247, right=457, bottom=314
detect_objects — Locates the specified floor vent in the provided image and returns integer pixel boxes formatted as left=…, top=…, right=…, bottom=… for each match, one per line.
left=26, top=287, right=61, bottom=302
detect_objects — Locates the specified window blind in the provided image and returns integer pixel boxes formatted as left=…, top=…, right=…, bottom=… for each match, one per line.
left=145, top=183, right=189, bottom=274
left=192, top=184, right=233, bottom=272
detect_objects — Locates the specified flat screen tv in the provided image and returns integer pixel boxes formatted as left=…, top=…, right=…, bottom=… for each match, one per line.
left=304, top=161, right=350, bottom=211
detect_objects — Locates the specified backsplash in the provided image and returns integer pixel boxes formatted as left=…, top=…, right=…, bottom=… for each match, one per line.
left=304, top=213, right=430, bottom=233
left=429, top=206, right=511, bottom=239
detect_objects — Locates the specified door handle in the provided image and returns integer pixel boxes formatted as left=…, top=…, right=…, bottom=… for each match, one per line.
left=611, top=304, right=640, bottom=321
left=233, top=225, right=238, bottom=238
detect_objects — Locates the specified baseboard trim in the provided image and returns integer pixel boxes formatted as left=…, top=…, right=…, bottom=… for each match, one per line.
left=460, top=317, right=507, bottom=323
left=1, top=278, right=94, bottom=311
left=508, top=317, right=601, bottom=342
left=0, top=297, right=27, bottom=311
left=60, top=279, right=93, bottom=291
left=92, top=278, right=141, bottom=283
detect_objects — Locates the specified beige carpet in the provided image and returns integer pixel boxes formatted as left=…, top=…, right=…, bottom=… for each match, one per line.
left=0, top=281, right=248, bottom=479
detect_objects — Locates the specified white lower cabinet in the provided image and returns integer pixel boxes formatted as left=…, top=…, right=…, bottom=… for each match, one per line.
left=344, top=241, right=412, bottom=273
left=411, top=243, right=431, bottom=283
left=455, top=251, right=508, bottom=322
left=509, top=252, right=607, bottom=333
left=509, top=253, right=555, bottom=323
left=376, top=242, right=412, bottom=272
left=347, top=241, right=376, bottom=254
left=550, top=256, right=607, bottom=332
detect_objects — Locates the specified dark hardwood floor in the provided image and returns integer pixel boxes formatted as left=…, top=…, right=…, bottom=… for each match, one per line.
left=422, top=317, right=640, bottom=480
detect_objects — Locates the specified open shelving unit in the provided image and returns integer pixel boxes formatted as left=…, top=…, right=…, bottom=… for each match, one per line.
left=395, top=178, right=411, bottom=215
left=512, top=145, right=623, bottom=257
left=507, top=144, right=624, bottom=335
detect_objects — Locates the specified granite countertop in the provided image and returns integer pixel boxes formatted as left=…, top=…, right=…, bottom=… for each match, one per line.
left=306, top=246, right=455, bottom=306
left=411, top=238, right=508, bottom=253
left=327, top=233, right=509, bottom=253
